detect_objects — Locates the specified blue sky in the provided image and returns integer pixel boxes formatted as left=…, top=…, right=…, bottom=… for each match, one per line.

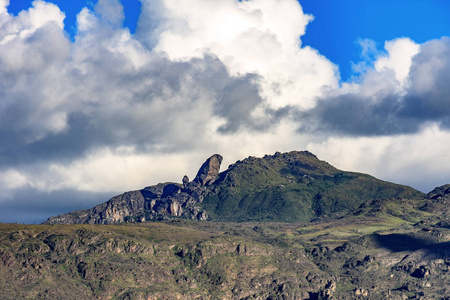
left=300, top=0, right=450, bottom=80
left=1, top=0, right=450, bottom=223
left=8, top=0, right=450, bottom=81
left=9, top=0, right=142, bottom=36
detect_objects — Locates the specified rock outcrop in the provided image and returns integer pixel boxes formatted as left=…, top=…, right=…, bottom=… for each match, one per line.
left=182, top=175, right=189, bottom=188
left=193, top=154, right=223, bottom=185
left=427, top=184, right=450, bottom=199
left=419, top=184, right=450, bottom=220
left=43, top=155, right=221, bottom=225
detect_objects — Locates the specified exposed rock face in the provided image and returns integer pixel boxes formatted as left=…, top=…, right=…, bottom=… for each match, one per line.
left=427, top=184, right=450, bottom=199
left=419, top=183, right=450, bottom=219
left=194, top=154, right=223, bottom=185
left=44, top=191, right=146, bottom=225
left=182, top=175, right=189, bottom=188
left=43, top=156, right=220, bottom=225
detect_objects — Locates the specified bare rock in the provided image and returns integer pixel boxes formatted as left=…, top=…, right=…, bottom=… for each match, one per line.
left=194, top=154, right=223, bottom=185
left=196, top=211, right=208, bottom=221
left=182, top=175, right=189, bottom=188
left=427, top=184, right=450, bottom=199
left=354, top=288, right=368, bottom=297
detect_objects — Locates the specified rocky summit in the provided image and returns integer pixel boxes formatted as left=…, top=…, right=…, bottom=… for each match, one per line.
left=194, top=154, right=223, bottom=185
left=44, top=151, right=421, bottom=225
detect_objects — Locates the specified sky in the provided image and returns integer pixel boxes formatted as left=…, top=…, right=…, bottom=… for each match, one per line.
left=1, top=0, right=450, bottom=223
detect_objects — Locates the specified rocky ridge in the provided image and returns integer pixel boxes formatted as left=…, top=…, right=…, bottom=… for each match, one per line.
left=44, top=151, right=422, bottom=225
left=44, top=154, right=224, bottom=225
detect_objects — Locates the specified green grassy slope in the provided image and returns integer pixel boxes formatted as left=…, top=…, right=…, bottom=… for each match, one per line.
left=202, top=151, right=422, bottom=222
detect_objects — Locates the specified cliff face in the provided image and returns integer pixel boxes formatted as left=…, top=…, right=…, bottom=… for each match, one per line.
left=43, top=151, right=422, bottom=225
left=45, top=191, right=146, bottom=225
left=193, top=154, right=223, bottom=185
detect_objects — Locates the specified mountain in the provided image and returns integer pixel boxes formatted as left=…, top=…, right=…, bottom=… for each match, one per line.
left=44, top=151, right=422, bottom=225
left=201, top=151, right=421, bottom=222
left=4, top=151, right=450, bottom=299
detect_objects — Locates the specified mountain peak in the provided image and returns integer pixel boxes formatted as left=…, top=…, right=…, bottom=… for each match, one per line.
left=43, top=151, right=423, bottom=224
left=194, top=154, right=223, bottom=185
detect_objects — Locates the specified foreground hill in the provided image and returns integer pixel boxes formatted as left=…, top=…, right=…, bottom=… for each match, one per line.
left=44, top=151, right=422, bottom=224
left=2, top=207, right=450, bottom=299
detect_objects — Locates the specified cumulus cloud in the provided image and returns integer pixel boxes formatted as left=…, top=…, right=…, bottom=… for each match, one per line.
left=300, top=37, right=450, bottom=136
left=295, top=37, right=450, bottom=193
left=374, top=38, right=420, bottom=87
left=139, top=0, right=339, bottom=109
left=1, top=0, right=450, bottom=223
left=0, top=0, right=340, bottom=224
left=307, top=125, right=450, bottom=192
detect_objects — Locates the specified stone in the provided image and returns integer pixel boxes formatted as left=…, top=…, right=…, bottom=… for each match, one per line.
left=182, top=175, right=189, bottom=188
left=427, top=184, right=450, bottom=199
left=193, top=154, right=223, bottom=185
left=197, top=211, right=208, bottom=221
left=354, top=288, right=368, bottom=296
left=325, top=280, right=336, bottom=292
left=169, top=200, right=182, bottom=216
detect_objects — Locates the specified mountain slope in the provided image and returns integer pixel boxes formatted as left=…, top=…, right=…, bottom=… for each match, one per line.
left=202, top=151, right=421, bottom=222
left=44, top=151, right=422, bottom=224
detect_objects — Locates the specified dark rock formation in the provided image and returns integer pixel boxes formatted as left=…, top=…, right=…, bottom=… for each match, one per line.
left=182, top=175, right=189, bottom=188
left=193, top=154, right=223, bottom=185
left=43, top=156, right=220, bottom=225
left=427, top=184, right=450, bottom=199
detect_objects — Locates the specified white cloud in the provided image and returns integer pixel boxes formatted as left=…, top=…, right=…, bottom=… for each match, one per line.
left=76, top=7, right=98, bottom=32
left=0, top=2, right=71, bottom=146
left=94, top=0, right=124, bottom=27
left=140, top=0, right=338, bottom=109
left=0, top=0, right=9, bottom=15
left=0, top=0, right=64, bottom=45
left=348, top=38, right=420, bottom=98
left=0, top=169, right=28, bottom=190
left=374, top=38, right=420, bottom=88
left=307, top=124, right=450, bottom=192
left=1, top=0, right=450, bottom=224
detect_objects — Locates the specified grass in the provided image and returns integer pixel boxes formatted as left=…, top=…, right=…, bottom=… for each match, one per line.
left=1, top=210, right=450, bottom=299
left=201, top=151, right=423, bottom=223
